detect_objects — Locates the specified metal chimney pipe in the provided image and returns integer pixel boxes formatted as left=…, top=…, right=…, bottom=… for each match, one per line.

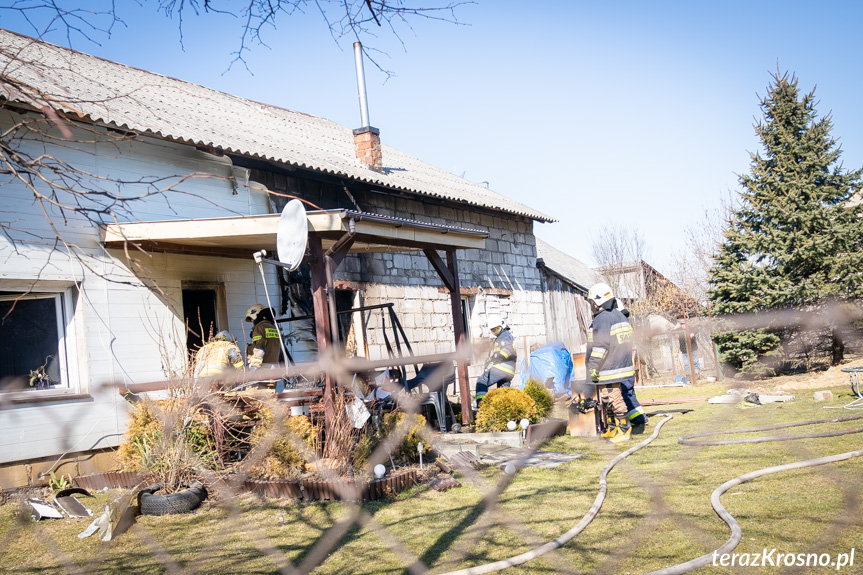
left=353, top=42, right=370, bottom=128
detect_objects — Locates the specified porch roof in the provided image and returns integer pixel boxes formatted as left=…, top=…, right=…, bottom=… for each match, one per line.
left=101, top=209, right=487, bottom=258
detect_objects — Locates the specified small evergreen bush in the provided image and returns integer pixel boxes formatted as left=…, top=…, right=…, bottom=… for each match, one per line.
left=377, top=412, right=431, bottom=462
left=523, top=379, right=553, bottom=419
left=251, top=410, right=317, bottom=479
left=475, top=387, right=538, bottom=432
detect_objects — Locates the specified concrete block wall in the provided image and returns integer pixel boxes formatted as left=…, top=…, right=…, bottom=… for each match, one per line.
left=336, top=193, right=548, bottom=389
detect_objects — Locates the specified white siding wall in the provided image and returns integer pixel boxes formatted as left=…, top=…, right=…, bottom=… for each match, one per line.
left=0, top=114, right=275, bottom=465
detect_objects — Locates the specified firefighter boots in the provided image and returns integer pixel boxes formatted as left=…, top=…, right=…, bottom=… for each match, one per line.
left=607, top=417, right=632, bottom=444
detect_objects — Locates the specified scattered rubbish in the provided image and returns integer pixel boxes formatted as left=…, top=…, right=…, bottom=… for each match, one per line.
left=708, top=394, right=742, bottom=404
left=54, top=487, right=94, bottom=518
left=26, top=498, right=63, bottom=520
left=709, top=389, right=795, bottom=405
left=79, top=482, right=144, bottom=541
left=758, top=394, right=794, bottom=403
left=430, top=477, right=462, bottom=492
left=515, top=342, right=575, bottom=397
left=139, top=481, right=207, bottom=516
left=449, top=451, right=482, bottom=470
left=484, top=449, right=584, bottom=470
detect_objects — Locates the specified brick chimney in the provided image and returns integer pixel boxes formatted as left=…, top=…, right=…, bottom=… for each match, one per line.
left=353, top=126, right=382, bottom=172
left=352, top=43, right=382, bottom=172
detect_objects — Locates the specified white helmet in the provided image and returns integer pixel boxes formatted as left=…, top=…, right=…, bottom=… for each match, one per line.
left=245, top=303, right=267, bottom=323
left=588, top=283, right=614, bottom=307
left=487, top=314, right=504, bottom=332
left=214, top=330, right=235, bottom=343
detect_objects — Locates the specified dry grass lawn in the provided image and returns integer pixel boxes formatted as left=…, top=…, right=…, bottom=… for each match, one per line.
left=1, top=367, right=861, bottom=574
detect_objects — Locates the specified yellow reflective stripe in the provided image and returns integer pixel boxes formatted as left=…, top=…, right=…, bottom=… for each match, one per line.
left=199, top=366, right=225, bottom=376
left=492, top=363, right=516, bottom=375
left=498, top=350, right=513, bottom=359
left=251, top=335, right=263, bottom=342
left=597, top=369, right=635, bottom=381
left=590, top=348, right=607, bottom=359
left=610, top=324, right=633, bottom=336
left=232, top=360, right=244, bottom=369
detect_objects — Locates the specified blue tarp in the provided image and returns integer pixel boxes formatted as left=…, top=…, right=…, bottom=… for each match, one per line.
left=514, top=341, right=574, bottom=397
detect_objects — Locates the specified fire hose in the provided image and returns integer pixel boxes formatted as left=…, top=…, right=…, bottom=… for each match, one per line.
left=439, top=411, right=863, bottom=575
left=438, top=415, right=675, bottom=575
left=643, top=412, right=863, bottom=575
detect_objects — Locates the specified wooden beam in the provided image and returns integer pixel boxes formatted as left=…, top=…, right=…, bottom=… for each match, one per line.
left=309, top=236, right=335, bottom=429
left=446, top=250, right=472, bottom=426
left=424, top=249, right=455, bottom=292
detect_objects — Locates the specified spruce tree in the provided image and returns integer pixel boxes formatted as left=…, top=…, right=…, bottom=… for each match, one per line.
left=709, top=71, right=863, bottom=376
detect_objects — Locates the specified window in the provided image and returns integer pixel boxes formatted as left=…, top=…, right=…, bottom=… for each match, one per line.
left=0, top=290, right=78, bottom=393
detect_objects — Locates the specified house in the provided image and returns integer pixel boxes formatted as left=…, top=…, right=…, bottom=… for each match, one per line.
left=535, top=238, right=601, bottom=355
left=0, top=29, right=556, bottom=486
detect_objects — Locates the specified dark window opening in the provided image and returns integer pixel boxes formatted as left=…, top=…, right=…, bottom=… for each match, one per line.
left=335, top=289, right=355, bottom=344
left=0, top=294, right=64, bottom=392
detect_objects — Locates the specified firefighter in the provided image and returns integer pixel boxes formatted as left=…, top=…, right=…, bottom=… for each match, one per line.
left=475, top=315, right=517, bottom=409
left=586, top=282, right=636, bottom=444
left=244, top=303, right=282, bottom=370
left=193, top=330, right=244, bottom=385
left=612, top=298, right=648, bottom=427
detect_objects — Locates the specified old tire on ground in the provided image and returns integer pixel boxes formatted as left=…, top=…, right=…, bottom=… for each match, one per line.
left=139, top=481, right=207, bottom=515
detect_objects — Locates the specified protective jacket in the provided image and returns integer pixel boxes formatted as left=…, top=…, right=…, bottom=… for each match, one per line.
left=487, top=327, right=517, bottom=377
left=194, top=340, right=244, bottom=378
left=586, top=306, right=635, bottom=384
left=247, top=320, right=281, bottom=369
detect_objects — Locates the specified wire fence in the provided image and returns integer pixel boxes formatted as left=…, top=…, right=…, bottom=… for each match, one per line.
left=2, top=316, right=863, bottom=575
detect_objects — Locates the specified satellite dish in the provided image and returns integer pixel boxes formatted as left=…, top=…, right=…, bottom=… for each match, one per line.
left=276, top=199, right=308, bottom=271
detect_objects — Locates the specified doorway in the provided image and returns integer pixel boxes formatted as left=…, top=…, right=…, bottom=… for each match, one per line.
left=183, top=289, right=217, bottom=355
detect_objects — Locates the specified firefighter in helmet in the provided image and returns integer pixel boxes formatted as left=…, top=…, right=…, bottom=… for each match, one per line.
left=586, top=282, right=637, bottom=444
left=475, top=314, right=517, bottom=409
left=244, top=303, right=282, bottom=370
left=193, top=330, right=244, bottom=388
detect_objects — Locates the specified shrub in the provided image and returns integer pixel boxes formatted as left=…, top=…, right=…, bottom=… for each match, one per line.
left=523, top=379, right=553, bottom=420
left=376, top=412, right=431, bottom=462
left=475, top=387, right=538, bottom=432
left=117, top=399, right=163, bottom=470
left=250, top=410, right=317, bottom=479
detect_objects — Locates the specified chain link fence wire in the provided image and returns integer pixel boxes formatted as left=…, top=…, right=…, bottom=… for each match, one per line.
left=2, top=308, right=863, bottom=574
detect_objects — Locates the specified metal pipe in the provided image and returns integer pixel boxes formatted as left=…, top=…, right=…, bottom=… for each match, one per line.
left=353, top=42, right=370, bottom=128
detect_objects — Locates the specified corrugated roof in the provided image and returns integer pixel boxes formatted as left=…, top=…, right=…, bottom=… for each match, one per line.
left=535, top=238, right=600, bottom=291
left=0, top=29, right=553, bottom=223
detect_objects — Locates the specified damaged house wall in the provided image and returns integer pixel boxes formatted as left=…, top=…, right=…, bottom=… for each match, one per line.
left=0, top=116, right=281, bottom=476
left=257, top=173, right=548, bottom=383
left=0, top=28, right=555, bottom=480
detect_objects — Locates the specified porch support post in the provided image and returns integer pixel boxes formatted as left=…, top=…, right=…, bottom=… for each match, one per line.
left=425, top=248, right=471, bottom=426
left=446, top=251, right=472, bottom=426
left=309, top=235, right=335, bottom=429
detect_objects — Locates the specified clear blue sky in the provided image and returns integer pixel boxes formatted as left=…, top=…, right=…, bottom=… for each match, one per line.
left=4, top=1, right=863, bottom=274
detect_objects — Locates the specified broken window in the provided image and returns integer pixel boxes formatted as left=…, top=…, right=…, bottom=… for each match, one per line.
left=0, top=290, right=76, bottom=393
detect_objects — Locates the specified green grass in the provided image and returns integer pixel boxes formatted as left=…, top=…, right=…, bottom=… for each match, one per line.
left=2, top=382, right=862, bottom=574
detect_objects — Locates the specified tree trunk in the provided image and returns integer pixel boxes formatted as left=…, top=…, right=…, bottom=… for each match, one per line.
left=831, top=328, right=845, bottom=365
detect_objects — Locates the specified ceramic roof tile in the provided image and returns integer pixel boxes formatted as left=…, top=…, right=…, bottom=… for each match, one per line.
left=0, top=29, right=553, bottom=222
